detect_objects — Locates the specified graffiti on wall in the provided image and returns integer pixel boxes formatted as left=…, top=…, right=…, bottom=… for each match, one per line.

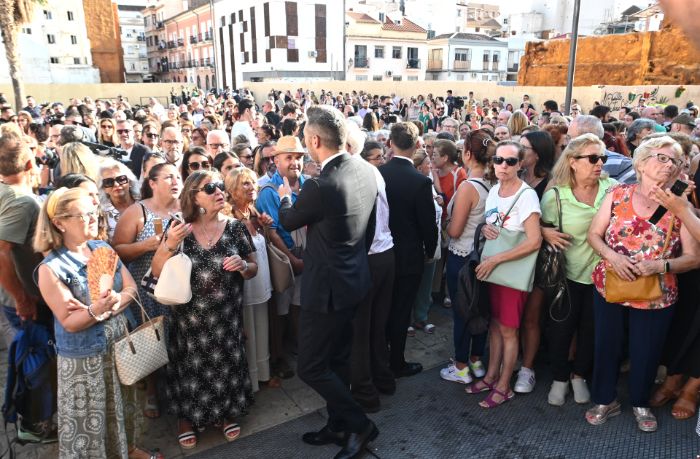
left=601, top=87, right=661, bottom=109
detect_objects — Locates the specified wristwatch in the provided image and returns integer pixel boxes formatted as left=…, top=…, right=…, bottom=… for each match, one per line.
left=663, top=260, right=671, bottom=274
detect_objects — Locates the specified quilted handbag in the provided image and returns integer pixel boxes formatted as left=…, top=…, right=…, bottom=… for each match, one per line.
left=113, top=292, right=169, bottom=386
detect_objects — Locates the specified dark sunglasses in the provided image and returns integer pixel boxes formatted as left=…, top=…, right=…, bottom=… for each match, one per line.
left=100, top=124, right=113, bottom=129
left=575, top=154, right=608, bottom=164
left=103, top=175, right=129, bottom=188
left=195, top=181, right=225, bottom=195
left=188, top=161, right=211, bottom=171
left=492, top=156, right=519, bottom=167
left=116, top=129, right=132, bottom=134
left=145, top=132, right=159, bottom=139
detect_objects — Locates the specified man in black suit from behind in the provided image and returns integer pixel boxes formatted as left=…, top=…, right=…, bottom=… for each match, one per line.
left=380, top=122, right=438, bottom=378
left=278, top=105, right=379, bottom=459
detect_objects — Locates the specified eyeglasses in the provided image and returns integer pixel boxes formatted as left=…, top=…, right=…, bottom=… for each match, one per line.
left=116, top=129, right=132, bottom=135
left=492, top=156, right=519, bottom=167
left=62, top=210, right=99, bottom=223
left=367, top=155, right=385, bottom=163
left=574, top=154, right=608, bottom=164
left=195, top=181, right=225, bottom=195
left=239, top=154, right=253, bottom=160
left=208, top=143, right=229, bottom=150
left=145, top=132, right=159, bottom=139
left=102, top=175, right=129, bottom=188
left=188, top=161, right=211, bottom=171
left=651, top=153, right=681, bottom=167
left=100, top=124, right=113, bottom=129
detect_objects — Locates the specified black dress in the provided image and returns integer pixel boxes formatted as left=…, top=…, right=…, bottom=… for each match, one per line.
left=166, top=219, right=255, bottom=427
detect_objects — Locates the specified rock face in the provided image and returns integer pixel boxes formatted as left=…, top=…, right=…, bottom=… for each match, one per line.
left=518, top=25, right=700, bottom=86
left=83, top=0, right=125, bottom=83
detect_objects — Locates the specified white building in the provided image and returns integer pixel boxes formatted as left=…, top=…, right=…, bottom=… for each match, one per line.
left=0, top=0, right=99, bottom=84
left=347, top=0, right=467, bottom=35
left=117, top=0, right=150, bottom=83
left=213, top=0, right=344, bottom=87
left=425, top=32, right=508, bottom=81
left=346, top=12, right=427, bottom=82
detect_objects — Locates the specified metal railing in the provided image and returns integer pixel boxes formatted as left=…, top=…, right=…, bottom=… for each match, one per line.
left=406, top=58, right=420, bottom=69
left=453, top=60, right=471, bottom=70
left=354, top=57, right=369, bottom=68
left=190, top=35, right=198, bottom=44
left=177, top=38, right=184, bottom=47
left=427, top=59, right=442, bottom=70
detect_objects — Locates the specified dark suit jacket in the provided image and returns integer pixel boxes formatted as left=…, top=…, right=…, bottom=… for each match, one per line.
left=379, top=156, right=438, bottom=277
left=279, top=153, right=378, bottom=313
left=124, top=143, right=150, bottom=179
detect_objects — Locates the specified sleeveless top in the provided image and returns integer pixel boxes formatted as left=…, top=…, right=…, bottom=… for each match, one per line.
left=447, top=178, right=491, bottom=257
left=591, top=184, right=681, bottom=309
left=243, top=231, right=273, bottom=305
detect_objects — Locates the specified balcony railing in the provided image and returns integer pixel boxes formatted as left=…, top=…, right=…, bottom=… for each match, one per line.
left=482, top=61, right=489, bottom=70
left=406, top=58, right=420, bottom=69
left=427, top=59, right=442, bottom=70
left=158, top=42, right=166, bottom=50
left=177, top=38, right=184, bottom=47
left=167, top=40, right=176, bottom=49
left=507, top=63, right=519, bottom=72
left=190, top=35, right=198, bottom=44
left=491, top=62, right=499, bottom=71
left=200, top=57, right=212, bottom=67
left=137, top=35, right=145, bottom=41
left=453, top=60, right=470, bottom=70
left=156, top=21, right=164, bottom=30
left=353, top=57, right=369, bottom=68
left=203, top=31, right=212, bottom=41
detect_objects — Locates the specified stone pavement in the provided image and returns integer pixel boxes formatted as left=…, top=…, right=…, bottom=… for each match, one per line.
left=0, top=305, right=455, bottom=458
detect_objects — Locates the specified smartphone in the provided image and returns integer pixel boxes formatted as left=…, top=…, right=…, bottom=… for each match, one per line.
left=670, top=179, right=689, bottom=196
left=169, top=212, right=184, bottom=224
left=153, top=217, right=163, bottom=235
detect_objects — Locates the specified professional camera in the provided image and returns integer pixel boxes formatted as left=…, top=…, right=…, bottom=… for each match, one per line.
left=35, top=147, right=60, bottom=169
left=80, top=140, right=128, bottom=161
left=453, top=97, right=465, bottom=109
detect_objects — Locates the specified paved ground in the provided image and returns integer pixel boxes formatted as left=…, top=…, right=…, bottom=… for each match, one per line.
left=3, top=305, right=699, bottom=458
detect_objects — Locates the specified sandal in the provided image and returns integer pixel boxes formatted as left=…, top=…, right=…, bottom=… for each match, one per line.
left=465, top=379, right=494, bottom=394
left=223, top=422, right=241, bottom=442
left=479, top=388, right=514, bottom=408
left=144, top=396, right=160, bottom=419
left=671, top=389, right=698, bottom=420
left=129, top=446, right=164, bottom=459
left=177, top=420, right=197, bottom=450
left=649, top=384, right=680, bottom=408
left=424, top=323, right=435, bottom=334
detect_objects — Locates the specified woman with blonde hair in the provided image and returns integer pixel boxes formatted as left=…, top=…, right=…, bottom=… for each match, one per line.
left=34, top=187, right=161, bottom=459
left=98, top=118, right=119, bottom=147
left=59, top=142, right=100, bottom=182
left=17, top=110, right=32, bottom=136
left=507, top=110, right=529, bottom=141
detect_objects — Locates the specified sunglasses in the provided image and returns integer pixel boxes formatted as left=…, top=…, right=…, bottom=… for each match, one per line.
left=145, top=132, right=159, bottom=139
left=575, top=154, right=608, bottom=164
left=195, top=181, right=225, bottom=195
left=493, top=156, right=519, bottom=167
left=102, top=175, right=129, bottom=188
left=116, top=129, right=132, bottom=134
left=188, top=161, right=211, bottom=171
left=101, top=124, right=113, bottom=129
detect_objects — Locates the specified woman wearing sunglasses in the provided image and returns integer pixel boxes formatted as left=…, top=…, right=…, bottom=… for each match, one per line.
left=180, top=146, right=212, bottom=182
left=466, top=141, right=542, bottom=408
left=151, top=170, right=257, bottom=449
left=98, top=118, right=119, bottom=148
left=97, top=160, right=139, bottom=241
left=586, top=136, right=700, bottom=432
left=538, top=134, right=617, bottom=407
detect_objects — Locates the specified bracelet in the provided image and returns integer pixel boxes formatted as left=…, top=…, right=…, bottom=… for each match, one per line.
left=87, top=304, right=105, bottom=322
left=241, top=260, right=248, bottom=272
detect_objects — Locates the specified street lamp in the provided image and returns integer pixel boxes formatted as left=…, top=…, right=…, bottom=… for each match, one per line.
left=564, top=0, right=581, bottom=115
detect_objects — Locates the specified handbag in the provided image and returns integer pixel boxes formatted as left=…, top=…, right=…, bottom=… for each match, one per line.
left=264, top=227, right=295, bottom=293
left=481, top=187, right=539, bottom=292
left=534, top=188, right=570, bottom=321
left=604, top=217, right=674, bottom=303
left=113, top=292, right=169, bottom=386
left=455, top=223, right=491, bottom=335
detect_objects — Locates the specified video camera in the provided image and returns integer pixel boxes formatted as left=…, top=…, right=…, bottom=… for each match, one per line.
left=35, top=147, right=60, bottom=169
left=80, top=140, right=128, bottom=161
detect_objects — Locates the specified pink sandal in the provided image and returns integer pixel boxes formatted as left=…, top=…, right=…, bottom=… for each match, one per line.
left=479, top=388, right=514, bottom=408
left=465, top=379, right=494, bottom=394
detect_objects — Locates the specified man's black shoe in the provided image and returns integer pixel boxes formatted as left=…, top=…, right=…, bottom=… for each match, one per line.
left=392, top=362, right=423, bottom=378
left=302, top=425, right=346, bottom=446
left=334, top=420, right=379, bottom=459
left=355, top=397, right=381, bottom=414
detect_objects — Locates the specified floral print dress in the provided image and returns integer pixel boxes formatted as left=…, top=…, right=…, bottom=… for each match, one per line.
left=592, top=184, right=682, bottom=309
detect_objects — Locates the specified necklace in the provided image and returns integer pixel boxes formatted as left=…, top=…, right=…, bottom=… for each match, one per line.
left=200, top=219, right=223, bottom=248
left=233, top=205, right=251, bottom=220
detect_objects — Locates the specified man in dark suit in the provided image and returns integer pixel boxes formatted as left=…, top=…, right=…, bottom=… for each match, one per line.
left=116, top=119, right=150, bottom=178
left=278, top=105, right=379, bottom=459
left=380, top=122, right=438, bottom=378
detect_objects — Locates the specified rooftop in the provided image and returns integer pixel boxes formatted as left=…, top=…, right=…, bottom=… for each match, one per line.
left=430, top=32, right=502, bottom=42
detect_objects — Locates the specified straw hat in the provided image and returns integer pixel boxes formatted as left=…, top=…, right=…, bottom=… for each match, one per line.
left=272, top=135, right=305, bottom=155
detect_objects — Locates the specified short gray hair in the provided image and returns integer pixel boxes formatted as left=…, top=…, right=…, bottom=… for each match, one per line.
left=306, top=105, right=347, bottom=150
left=571, top=115, right=604, bottom=139
left=632, top=136, right=682, bottom=182
left=346, top=123, right=367, bottom=155
left=626, top=118, right=656, bottom=143
left=97, top=159, right=140, bottom=206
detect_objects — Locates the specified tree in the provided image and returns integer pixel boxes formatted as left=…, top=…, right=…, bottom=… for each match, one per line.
left=0, top=0, right=43, bottom=110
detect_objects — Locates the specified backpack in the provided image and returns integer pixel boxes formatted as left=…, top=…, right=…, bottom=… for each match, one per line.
left=455, top=223, right=491, bottom=335
left=2, top=321, right=57, bottom=446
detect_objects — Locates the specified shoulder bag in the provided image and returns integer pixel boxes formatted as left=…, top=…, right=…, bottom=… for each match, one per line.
left=604, top=217, right=674, bottom=303
left=140, top=220, right=192, bottom=305
left=455, top=223, right=491, bottom=335
left=259, top=185, right=296, bottom=293
left=481, top=187, right=539, bottom=292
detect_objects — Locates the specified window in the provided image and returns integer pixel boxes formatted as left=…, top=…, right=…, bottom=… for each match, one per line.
left=392, top=46, right=402, bottom=59
left=392, top=75, right=402, bottom=81
left=50, top=57, right=59, bottom=64
left=70, top=35, right=77, bottom=45
left=503, top=18, right=508, bottom=24
left=356, top=75, right=368, bottom=81
left=22, top=27, right=31, bottom=34
left=378, top=12, right=385, bottom=21
left=67, top=11, right=74, bottom=21
left=373, top=75, right=383, bottom=81
left=492, top=51, right=500, bottom=70
left=482, top=51, right=490, bottom=70
left=374, top=46, right=384, bottom=59
left=43, top=10, right=52, bottom=20
left=47, top=34, right=55, bottom=44
left=454, top=48, right=471, bottom=69
left=74, top=57, right=81, bottom=65
left=407, top=76, right=418, bottom=81
left=428, top=48, right=443, bottom=70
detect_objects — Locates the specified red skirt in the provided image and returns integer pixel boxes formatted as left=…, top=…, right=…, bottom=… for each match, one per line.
left=488, top=283, right=528, bottom=328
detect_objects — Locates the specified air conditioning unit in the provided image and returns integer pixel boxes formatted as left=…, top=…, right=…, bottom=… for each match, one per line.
left=308, top=50, right=318, bottom=58
left=385, top=70, right=393, bottom=77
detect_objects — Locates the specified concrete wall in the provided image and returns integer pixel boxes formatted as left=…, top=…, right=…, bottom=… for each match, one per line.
left=518, top=25, right=700, bottom=86
left=0, top=83, right=175, bottom=108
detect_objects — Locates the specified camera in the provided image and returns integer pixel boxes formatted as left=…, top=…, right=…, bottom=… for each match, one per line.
left=454, top=98, right=465, bottom=109
left=36, top=147, right=60, bottom=169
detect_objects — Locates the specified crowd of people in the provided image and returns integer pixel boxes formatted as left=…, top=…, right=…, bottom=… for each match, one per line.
left=1, top=86, right=700, bottom=458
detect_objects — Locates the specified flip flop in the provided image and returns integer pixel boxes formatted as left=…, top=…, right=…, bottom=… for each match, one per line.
left=177, top=431, right=197, bottom=450
left=223, top=422, right=241, bottom=442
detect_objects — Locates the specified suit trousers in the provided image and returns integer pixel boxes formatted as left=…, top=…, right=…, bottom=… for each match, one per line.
left=351, top=249, right=396, bottom=402
left=297, top=306, right=369, bottom=434
left=387, top=270, right=423, bottom=370
left=591, top=291, right=675, bottom=407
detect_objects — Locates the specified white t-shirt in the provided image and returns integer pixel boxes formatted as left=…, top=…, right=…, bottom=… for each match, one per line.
left=484, top=181, right=541, bottom=233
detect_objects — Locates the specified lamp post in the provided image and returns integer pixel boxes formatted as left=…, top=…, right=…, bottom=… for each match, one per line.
left=564, top=0, right=581, bottom=115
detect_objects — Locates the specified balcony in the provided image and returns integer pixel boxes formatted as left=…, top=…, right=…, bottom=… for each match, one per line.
left=177, top=37, right=184, bottom=47
left=453, top=60, right=471, bottom=70
left=427, top=59, right=442, bottom=70
left=507, top=63, right=519, bottom=72
left=158, top=41, right=166, bottom=50
left=190, top=35, right=198, bottom=44
left=167, top=40, right=176, bottom=49
left=406, top=58, right=420, bottom=69
left=203, top=31, right=212, bottom=41
left=491, top=62, right=499, bottom=71
left=200, top=57, right=212, bottom=67
left=137, top=35, right=145, bottom=42
left=156, top=21, right=164, bottom=30
left=353, top=57, right=369, bottom=68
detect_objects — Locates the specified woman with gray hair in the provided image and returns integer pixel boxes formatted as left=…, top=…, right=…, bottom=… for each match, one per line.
left=625, top=118, right=656, bottom=156
left=586, top=136, right=700, bottom=432
left=97, top=159, right=139, bottom=241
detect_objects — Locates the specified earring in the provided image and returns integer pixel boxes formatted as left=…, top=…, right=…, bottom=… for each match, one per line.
left=59, top=228, right=66, bottom=233
left=199, top=207, right=206, bottom=215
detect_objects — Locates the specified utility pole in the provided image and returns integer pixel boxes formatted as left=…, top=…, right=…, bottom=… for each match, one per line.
left=564, top=0, right=581, bottom=115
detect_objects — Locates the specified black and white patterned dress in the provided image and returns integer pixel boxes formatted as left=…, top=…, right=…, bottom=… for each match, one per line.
left=165, top=218, right=255, bottom=427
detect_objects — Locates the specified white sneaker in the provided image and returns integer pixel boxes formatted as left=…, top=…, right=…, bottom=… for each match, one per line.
left=548, top=380, right=569, bottom=406
left=571, top=378, right=591, bottom=404
left=440, top=361, right=473, bottom=384
left=469, top=360, right=486, bottom=379
left=514, top=367, right=536, bottom=393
